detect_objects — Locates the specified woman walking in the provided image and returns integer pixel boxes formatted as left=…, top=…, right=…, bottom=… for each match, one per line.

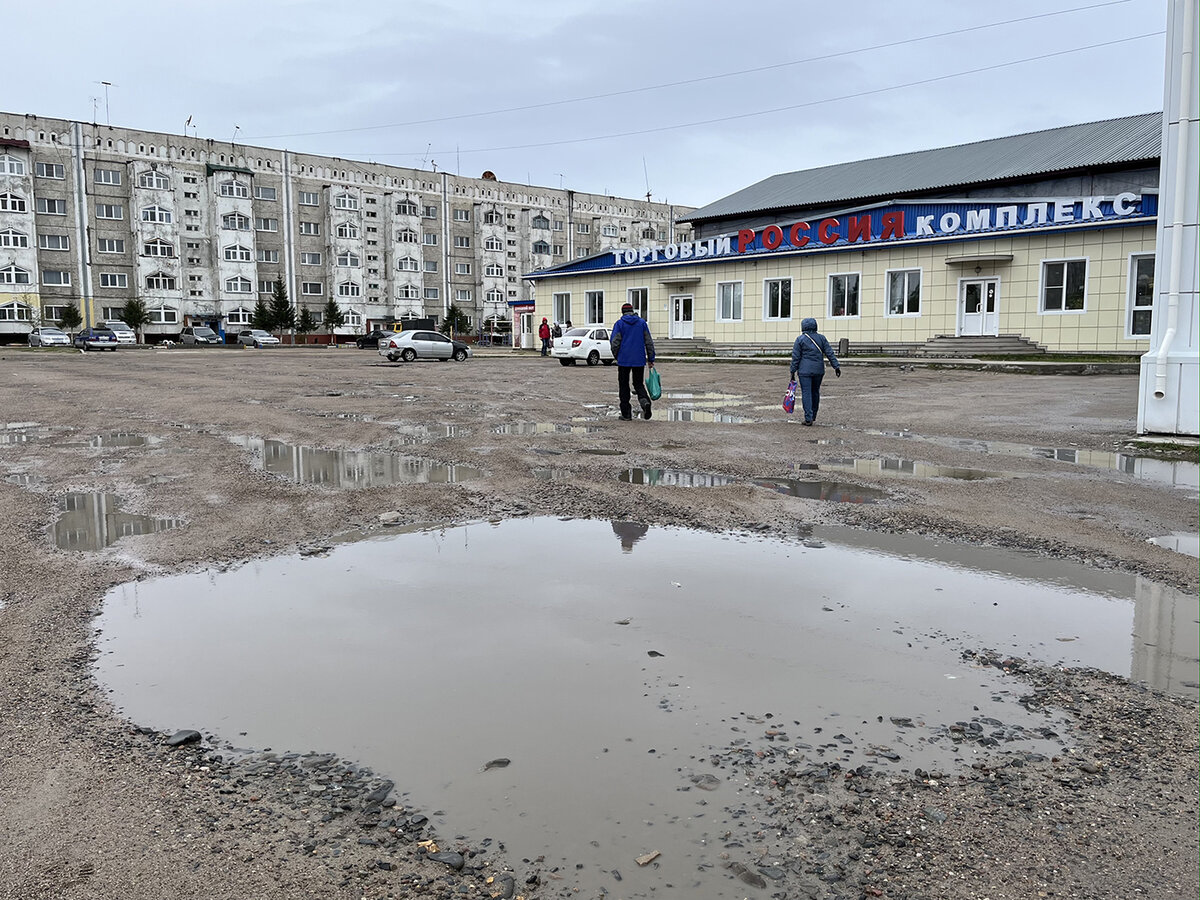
left=789, top=318, right=841, bottom=425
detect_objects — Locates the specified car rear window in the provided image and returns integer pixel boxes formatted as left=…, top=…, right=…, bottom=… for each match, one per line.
left=566, top=328, right=588, bottom=337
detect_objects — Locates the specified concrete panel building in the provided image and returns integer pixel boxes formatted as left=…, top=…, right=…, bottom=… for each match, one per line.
left=0, top=111, right=692, bottom=343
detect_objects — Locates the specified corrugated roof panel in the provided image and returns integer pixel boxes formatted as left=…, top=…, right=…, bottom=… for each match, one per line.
left=685, top=113, right=1162, bottom=223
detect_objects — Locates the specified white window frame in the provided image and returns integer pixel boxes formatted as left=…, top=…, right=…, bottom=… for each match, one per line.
left=99, top=272, right=128, bottom=288
left=716, top=280, right=743, bottom=322
left=422, top=232, right=438, bottom=246
left=424, top=260, right=438, bottom=273
left=343, top=309, right=362, bottom=328
left=146, top=273, right=176, bottom=290
left=336, top=222, right=359, bottom=239
left=763, top=277, right=793, bottom=321
left=336, top=251, right=360, bottom=268
left=397, top=256, right=419, bottom=272
left=95, top=168, right=122, bottom=185
left=0, top=300, right=33, bottom=318
left=39, top=233, right=70, bottom=251
left=224, top=244, right=252, bottom=262
left=0, top=266, right=32, bottom=285
left=148, top=305, right=178, bottom=324
left=485, top=289, right=504, bottom=303
left=142, top=205, right=172, bottom=224
left=41, top=270, right=72, bottom=286
left=0, top=229, right=29, bottom=248
left=1126, top=253, right=1155, bottom=338
left=1039, top=257, right=1088, bottom=314
left=139, top=171, right=170, bottom=189
left=424, top=287, right=439, bottom=300
left=224, top=276, right=252, bottom=293
left=453, top=235, right=471, bottom=248
left=258, top=280, right=278, bottom=294
left=98, top=238, right=125, bottom=253
left=454, top=262, right=472, bottom=276
left=576, top=222, right=591, bottom=235
left=334, top=193, right=359, bottom=210
left=301, top=282, right=323, bottom=296
left=300, top=251, right=322, bottom=266
left=227, top=307, right=253, bottom=325
left=220, top=180, right=249, bottom=198
left=484, top=263, right=503, bottom=277
left=601, top=224, right=619, bottom=237
left=627, top=287, right=648, bottom=319
left=453, top=208, right=470, bottom=222
left=143, top=239, right=175, bottom=257
left=884, top=268, right=922, bottom=318
left=255, top=217, right=279, bottom=232
left=484, top=236, right=503, bottom=251
left=3, top=193, right=30, bottom=213
left=254, top=185, right=277, bottom=201
left=337, top=281, right=361, bottom=297
left=97, top=203, right=125, bottom=220
left=396, top=200, right=419, bottom=216
left=455, top=289, right=472, bottom=302
left=36, top=162, right=65, bottom=179
left=299, top=221, right=320, bottom=235
left=0, top=154, right=24, bottom=175
left=585, top=290, right=604, bottom=325
left=298, top=191, right=320, bottom=206
left=828, top=272, right=861, bottom=319
left=257, top=248, right=280, bottom=263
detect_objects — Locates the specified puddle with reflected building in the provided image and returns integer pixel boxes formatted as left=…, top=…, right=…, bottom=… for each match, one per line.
left=866, top=430, right=1199, bottom=491
left=93, top=519, right=1197, bottom=899
left=492, top=422, right=602, bottom=436
left=230, top=437, right=483, bottom=487
left=54, top=492, right=182, bottom=551
left=1148, top=532, right=1200, bottom=558
left=822, top=458, right=1003, bottom=481
left=6, top=472, right=45, bottom=485
left=752, top=477, right=887, bottom=503
left=532, top=467, right=573, bottom=481
left=388, top=424, right=470, bottom=445
left=618, top=468, right=738, bottom=487
left=1, top=423, right=67, bottom=445
left=89, top=432, right=160, bottom=449
left=576, top=448, right=625, bottom=456
left=666, top=409, right=755, bottom=424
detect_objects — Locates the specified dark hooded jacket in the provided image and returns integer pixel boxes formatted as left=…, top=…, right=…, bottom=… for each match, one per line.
left=790, top=318, right=839, bottom=377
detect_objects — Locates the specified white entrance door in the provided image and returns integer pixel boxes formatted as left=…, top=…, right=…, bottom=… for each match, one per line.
left=669, top=294, right=694, bottom=339
left=959, top=279, right=999, bottom=336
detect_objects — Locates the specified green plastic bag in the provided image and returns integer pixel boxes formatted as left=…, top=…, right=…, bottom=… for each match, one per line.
left=646, top=366, right=662, bottom=401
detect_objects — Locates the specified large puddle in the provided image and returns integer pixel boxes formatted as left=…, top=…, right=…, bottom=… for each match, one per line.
left=54, top=492, right=182, bottom=550
left=93, top=520, right=1197, bottom=897
left=231, top=436, right=483, bottom=487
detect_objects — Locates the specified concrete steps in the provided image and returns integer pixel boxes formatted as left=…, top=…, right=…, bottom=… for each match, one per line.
left=920, top=334, right=1047, bottom=355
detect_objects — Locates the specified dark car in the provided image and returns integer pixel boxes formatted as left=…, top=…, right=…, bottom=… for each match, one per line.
left=73, top=327, right=119, bottom=351
left=356, top=328, right=399, bottom=349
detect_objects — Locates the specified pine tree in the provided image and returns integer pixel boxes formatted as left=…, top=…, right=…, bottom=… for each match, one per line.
left=252, top=299, right=271, bottom=331
left=270, top=282, right=294, bottom=336
left=57, top=302, right=82, bottom=333
left=296, top=307, right=318, bottom=344
left=120, top=298, right=150, bottom=343
left=322, top=298, right=345, bottom=341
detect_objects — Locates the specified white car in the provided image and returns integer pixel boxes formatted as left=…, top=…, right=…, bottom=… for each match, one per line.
left=237, top=329, right=281, bottom=348
left=551, top=326, right=614, bottom=366
left=28, top=326, right=72, bottom=347
left=103, top=320, right=137, bottom=344
left=379, top=330, right=471, bottom=362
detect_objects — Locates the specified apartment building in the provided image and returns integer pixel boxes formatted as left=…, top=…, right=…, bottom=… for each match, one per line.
left=0, top=111, right=692, bottom=343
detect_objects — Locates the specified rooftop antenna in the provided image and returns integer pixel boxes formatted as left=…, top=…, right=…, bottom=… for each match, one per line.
left=643, top=156, right=652, bottom=203
left=420, top=142, right=432, bottom=169
left=89, top=96, right=100, bottom=123
left=185, top=114, right=194, bottom=137
left=95, top=81, right=115, bottom=125
left=232, top=124, right=241, bottom=143
left=556, top=173, right=564, bottom=189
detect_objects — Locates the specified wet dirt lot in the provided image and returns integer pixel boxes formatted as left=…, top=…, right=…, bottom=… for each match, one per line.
left=0, top=347, right=1197, bottom=900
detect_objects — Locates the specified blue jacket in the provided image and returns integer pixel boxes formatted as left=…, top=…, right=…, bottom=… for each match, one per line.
left=790, top=318, right=839, bottom=377
left=609, top=313, right=656, bottom=367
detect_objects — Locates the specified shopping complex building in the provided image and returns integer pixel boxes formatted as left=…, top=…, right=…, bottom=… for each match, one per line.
left=0, top=111, right=691, bottom=343
left=525, top=113, right=1163, bottom=357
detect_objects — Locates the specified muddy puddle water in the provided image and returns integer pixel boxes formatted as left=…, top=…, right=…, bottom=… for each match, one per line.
left=54, top=492, right=182, bottom=550
left=231, top=436, right=483, bottom=487
left=94, top=520, right=1197, bottom=898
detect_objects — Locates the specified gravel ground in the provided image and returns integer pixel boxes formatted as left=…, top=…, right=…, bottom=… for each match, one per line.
left=0, top=346, right=1195, bottom=900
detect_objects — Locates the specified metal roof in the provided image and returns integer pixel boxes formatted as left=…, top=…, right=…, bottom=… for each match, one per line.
left=684, top=112, right=1162, bottom=224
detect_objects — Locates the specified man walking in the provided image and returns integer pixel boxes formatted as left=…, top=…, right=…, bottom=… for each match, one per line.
left=610, top=302, right=656, bottom=420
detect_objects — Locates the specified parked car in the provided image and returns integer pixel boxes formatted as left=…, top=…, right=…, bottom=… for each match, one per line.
left=237, top=329, right=281, bottom=348
left=551, top=326, right=614, bottom=366
left=356, top=328, right=399, bottom=349
left=180, top=325, right=220, bottom=345
left=103, top=320, right=137, bottom=344
left=73, top=327, right=119, bottom=351
left=28, top=326, right=72, bottom=347
left=378, top=330, right=471, bottom=362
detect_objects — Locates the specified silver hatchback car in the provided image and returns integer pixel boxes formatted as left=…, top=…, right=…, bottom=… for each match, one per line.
left=378, top=330, right=471, bottom=362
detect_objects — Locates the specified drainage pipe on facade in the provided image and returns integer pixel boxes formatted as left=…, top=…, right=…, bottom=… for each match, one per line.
left=1153, top=0, right=1195, bottom=399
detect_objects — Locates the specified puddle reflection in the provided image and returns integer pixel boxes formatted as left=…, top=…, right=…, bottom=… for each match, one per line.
left=823, top=457, right=1002, bottom=481
left=666, top=409, right=755, bottom=423
left=54, top=492, right=182, bottom=551
left=619, top=468, right=737, bottom=487
left=1148, top=532, right=1200, bottom=558
left=493, top=422, right=602, bottom=435
left=90, top=432, right=158, bottom=448
left=231, top=436, right=483, bottom=487
left=752, top=477, right=887, bottom=503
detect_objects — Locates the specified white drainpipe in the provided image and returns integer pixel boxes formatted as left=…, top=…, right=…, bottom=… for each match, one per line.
left=1154, top=0, right=1196, bottom=398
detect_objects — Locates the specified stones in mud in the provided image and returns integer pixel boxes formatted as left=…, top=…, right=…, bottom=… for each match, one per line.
left=165, top=729, right=202, bottom=747
left=690, top=773, right=721, bottom=791
left=364, top=780, right=394, bottom=804
left=726, top=861, right=767, bottom=888
left=426, top=850, right=465, bottom=870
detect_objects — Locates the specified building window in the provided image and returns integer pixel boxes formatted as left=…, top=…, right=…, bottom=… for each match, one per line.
left=146, top=273, right=176, bottom=290
left=484, top=236, right=503, bottom=251
left=144, top=239, right=175, bottom=257
left=396, top=228, right=418, bottom=244
left=99, top=272, right=128, bottom=288
left=98, top=238, right=125, bottom=253
left=453, top=235, right=471, bottom=249
left=142, top=205, right=172, bottom=223
left=97, top=203, right=125, bottom=220
left=1041, top=259, right=1087, bottom=312
left=641, top=227, right=656, bottom=240
left=396, top=200, right=419, bottom=216
left=0, top=229, right=29, bottom=248
left=258, top=280, right=277, bottom=294
left=0, top=154, right=24, bottom=175
left=423, top=232, right=438, bottom=246
left=531, top=214, right=550, bottom=229
left=601, top=224, right=619, bottom=237
left=628, top=287, right=648, bottom=319
left=0, top=266, right=31, bottom=285
left=397, top=256, right=419, bottom=272
left=422, top=205, right=438, bottom=218
left=1128, top=254, right=1155, bottom=337
left=298, top=191, right=320, bottom=206
left=453, top=208, right=470, bottom=222
left=336, top=222, right=359, bottom=239
left=95, top=168, right=122, bottom=185
left=485, top=289, right=504, bottom=303
left=576, top=223, right=591, bottom=235
left=829, top=273, right=859, bottom=318
left=764, top=278, right=792, bottom=320
left=227, top=307, right=253, bottom=325
left=424, top=287, right=439, bottom=300
left=39, top=233, right=70, bottom=251
left=398, top=285, right=420, bottom=299
left=36, top=162, right=65, bottom=179
left=885, top=269, right=921, bottom=316
left=0, top=301, right=33, bottom=318
left=35, top=198, right=65, bottom=215
left=257, top=248, right=279, bottom=263
left=482, top=211, right=501, bottom=225
left=301, top=282, right=323, bottom=295
left=716, top=281, right=743, bottom=322
left=585, top=290, right=604, bottom=324
left=300, top=251, right=322, bottom=265
left=299, top=221, right=320, bottom=235
left=139, top=171, right=170, bottom=189
left=344, top=309, right=362, bottom=328
left=225, top=276, right=252, bottom=293
left=576, top=248, right=588, bottom=258
left=41, top=270, right=72, bottom=286
left=2, top=193, right=29, bottom=213
left=254, top=185, right=277, bottom=201
left=336, top=251, right=360, bottom=267
left=454, top=262, right=472, bottom=276
left=100, top=306, right=125, bottom=320
left=255, top=217, right=278, bottom=232
left=224, top=244, right=252, bottom=262
left=334, top=193, right=359, bottom=210
left=42, top=305, right=67, bottom=320
left=424, top=260, right=438, bottom=273
left=484, top=263, right=503, bottom=277
left=220, top=180, right=249, bottom=198
left=338, top=281, right=361, bottom=297
left=148, top=305, right=178, bottom=324
left=532, top=240, right=550, bottom=254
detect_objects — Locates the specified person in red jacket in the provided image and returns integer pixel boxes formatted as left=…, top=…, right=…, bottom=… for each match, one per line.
left=538, top=317, right=552, bottom=356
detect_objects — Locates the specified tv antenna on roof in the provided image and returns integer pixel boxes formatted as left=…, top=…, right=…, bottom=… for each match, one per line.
left=643, top=156, right=652, bottom=203
left=94, top=81, right=116, bottom=125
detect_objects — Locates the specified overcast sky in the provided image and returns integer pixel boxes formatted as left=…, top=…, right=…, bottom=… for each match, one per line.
left=8, top=0, right=1167, bottom=209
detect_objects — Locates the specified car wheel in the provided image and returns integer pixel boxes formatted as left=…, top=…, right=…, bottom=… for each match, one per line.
left=401, top=348, right=417, bottom=362
left=559, top=358, right=572, bottom=366
left=586, top=350, right=600, bottom=366
left=254, top=341, right=261, bottom=349
left=386, top=352, right=399, bottom=362
left=453, top=348, right=468, bottom=361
